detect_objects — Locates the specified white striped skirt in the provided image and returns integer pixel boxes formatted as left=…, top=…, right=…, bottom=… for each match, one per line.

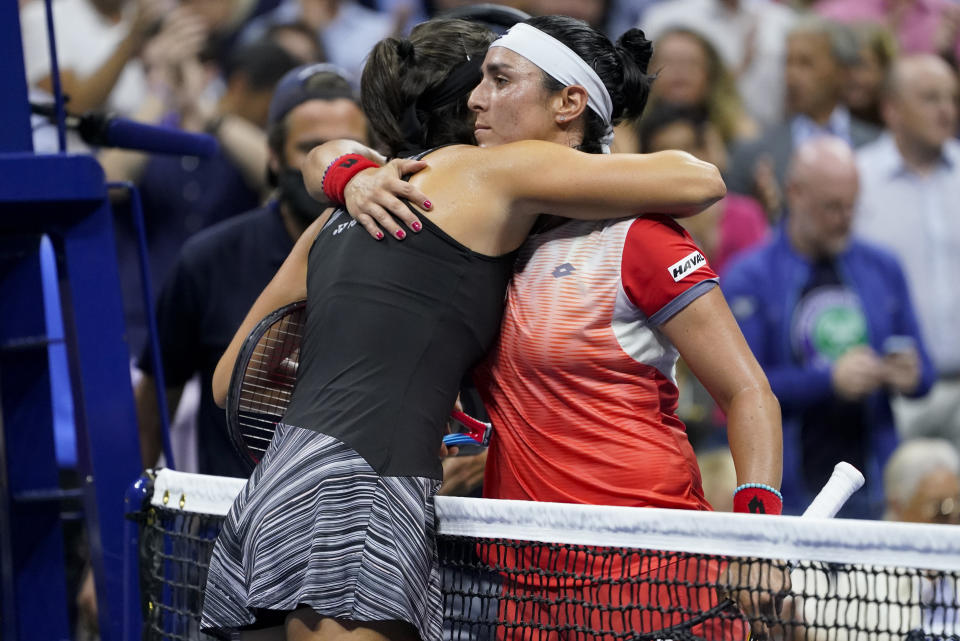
left=200, top=423, right=442, bottom=640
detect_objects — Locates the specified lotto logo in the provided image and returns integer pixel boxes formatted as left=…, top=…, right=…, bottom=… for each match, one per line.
left=552, top=263, right=576, bottom=278
left=333, top=220, right=358, bottom=235
left=668, top=250, right=706, bottom=282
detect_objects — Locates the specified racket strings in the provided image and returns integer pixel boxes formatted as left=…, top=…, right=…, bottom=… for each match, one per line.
left=228, top=301, right=492, bottom=469
left=236, top=308, right=306, bottom=461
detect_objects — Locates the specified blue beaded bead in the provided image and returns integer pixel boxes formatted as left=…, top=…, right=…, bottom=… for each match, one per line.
left=733, top=482, right=783, bottom=501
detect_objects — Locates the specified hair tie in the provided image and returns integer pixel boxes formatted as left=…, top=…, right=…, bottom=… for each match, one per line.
left=397, top=39, right=415, bottom=61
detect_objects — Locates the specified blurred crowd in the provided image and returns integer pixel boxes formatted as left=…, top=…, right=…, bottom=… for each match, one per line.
left=17, top=0, right=960, bottom=633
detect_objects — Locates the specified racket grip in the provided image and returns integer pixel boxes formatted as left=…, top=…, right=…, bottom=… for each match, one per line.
left=801, top=462, right=865, bottom=518
left=449, top=410, right=490, bottom=433
left=443, top=433, right=481, bottom=447
left=443, top=410, right=494, bottom=450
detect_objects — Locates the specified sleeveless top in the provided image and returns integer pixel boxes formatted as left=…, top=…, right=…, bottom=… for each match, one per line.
left=282, top=154, right=516, bottom=480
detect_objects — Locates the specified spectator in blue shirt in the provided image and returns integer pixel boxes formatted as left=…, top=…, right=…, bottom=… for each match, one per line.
left=723, top=136, right=935, bottom=518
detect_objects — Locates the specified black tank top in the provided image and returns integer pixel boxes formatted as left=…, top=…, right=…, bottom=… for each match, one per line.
left=282, top=171, right=516, bottom=479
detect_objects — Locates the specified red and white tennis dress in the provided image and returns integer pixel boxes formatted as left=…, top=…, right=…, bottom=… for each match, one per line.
left=476, top=214, right=718, bottom=510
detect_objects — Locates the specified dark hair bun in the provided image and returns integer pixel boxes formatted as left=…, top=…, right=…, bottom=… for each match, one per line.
left=396, top=39, right=415, bottom=60
left=613, top=28, right=655, bottom=120
left=616, top=28, right=653, bottom=75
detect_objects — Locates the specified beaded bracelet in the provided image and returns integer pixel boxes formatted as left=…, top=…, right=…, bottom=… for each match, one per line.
left=733, top=483, right=783, bottom=515
left=734, top=483, right=783, bottom=501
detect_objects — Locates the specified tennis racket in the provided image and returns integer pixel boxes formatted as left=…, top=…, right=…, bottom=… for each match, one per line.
left=226, top=300, right=306, bottom=471
left=225, top=300, right=493, bottom=472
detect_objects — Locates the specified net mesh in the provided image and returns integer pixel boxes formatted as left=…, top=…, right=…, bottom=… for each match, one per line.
left=138, top=504, right=221, bottom=640
left=135, top=470, right=960, bottom=641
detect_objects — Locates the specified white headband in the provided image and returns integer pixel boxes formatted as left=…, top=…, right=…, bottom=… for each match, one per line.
left=491, top=23, right=614, bottom=152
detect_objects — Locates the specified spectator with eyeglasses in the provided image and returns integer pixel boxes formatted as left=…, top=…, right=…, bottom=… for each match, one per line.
left=884, top=438, right=960, bottom=525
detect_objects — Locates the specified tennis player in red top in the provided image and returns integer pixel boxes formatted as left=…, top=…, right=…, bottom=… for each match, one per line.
left=472, top=217, right=772, bottom=641
left=475, top=213, right=726, bottom=510
left=346, top=22, right=783, bottom=514
left=330, top=16, right=787, bottom=641
left=465, top=24, right=785, bottom=639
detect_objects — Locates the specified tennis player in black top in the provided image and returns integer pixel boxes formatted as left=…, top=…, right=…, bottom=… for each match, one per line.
left=201, top=17, right=728, bottom=641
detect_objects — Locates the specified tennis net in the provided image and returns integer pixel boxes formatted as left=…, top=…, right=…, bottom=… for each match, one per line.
left=131, top=469, right=960, bottom=641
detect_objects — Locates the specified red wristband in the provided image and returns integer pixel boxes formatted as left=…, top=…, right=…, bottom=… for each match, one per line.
left=733, top=485, right=782, bottom=515
left=321, top=154, right=381, bottom=205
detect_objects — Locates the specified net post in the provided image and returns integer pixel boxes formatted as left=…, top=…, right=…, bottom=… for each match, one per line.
left=122, top=473, right=152, bottom=641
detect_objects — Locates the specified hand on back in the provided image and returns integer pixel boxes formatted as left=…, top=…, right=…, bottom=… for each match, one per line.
left=344, top=158, right=431, bottom=240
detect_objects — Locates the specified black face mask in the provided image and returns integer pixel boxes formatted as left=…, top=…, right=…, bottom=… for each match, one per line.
left=278, top=167, right=325, bottom=226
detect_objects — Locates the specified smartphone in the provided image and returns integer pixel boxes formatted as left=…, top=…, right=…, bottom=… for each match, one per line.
left=883, top=335, right=916, bottom=356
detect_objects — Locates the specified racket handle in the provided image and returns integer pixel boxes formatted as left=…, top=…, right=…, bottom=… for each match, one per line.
left=443, top=410, right=494, bottom=450
left=802, top=462, right=865, bottom=518
left=443, top=433, right=482, bottom=447
left=449, top=410, right=491, bottom=433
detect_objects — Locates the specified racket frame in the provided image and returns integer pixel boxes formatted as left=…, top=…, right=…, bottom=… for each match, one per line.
left=225, top=299, right=306, bottom=472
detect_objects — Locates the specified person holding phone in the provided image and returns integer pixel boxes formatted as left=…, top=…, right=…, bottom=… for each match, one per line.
left=723, top=136, right=936, bottom=520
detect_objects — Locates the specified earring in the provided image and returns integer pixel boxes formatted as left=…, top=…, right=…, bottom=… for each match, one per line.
left=559, top=116, right=566, bottom=122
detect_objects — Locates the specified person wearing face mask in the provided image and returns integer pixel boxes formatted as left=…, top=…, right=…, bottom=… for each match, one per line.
left=135, top=63, right=369, bottom=478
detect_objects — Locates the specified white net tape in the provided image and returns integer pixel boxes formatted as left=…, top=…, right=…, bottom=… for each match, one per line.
left=151, top=469, right=960, bottom=571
